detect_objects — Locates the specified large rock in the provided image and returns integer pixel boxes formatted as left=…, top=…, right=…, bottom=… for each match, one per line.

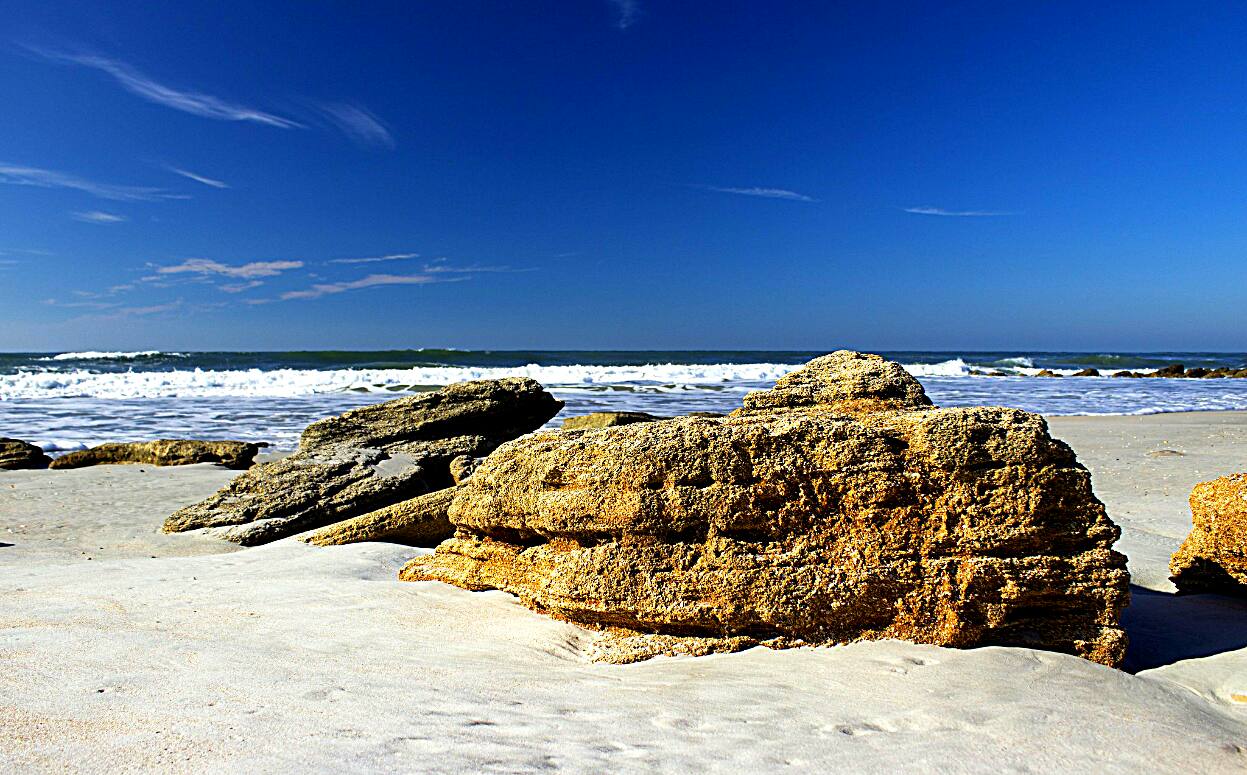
left=163, top=378, right=562, bottom=545
left=301, top=486, right=459, bottom=547
left=403, top=351, right=1129, bottom=667
left=49, top=440, right=259, bottom=470
left=1169, top=473, right=1247, bottom=594
left=0, top=438, right=51, bottom=470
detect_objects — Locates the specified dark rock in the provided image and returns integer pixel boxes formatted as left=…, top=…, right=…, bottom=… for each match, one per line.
left=1035, top=369, right=1062, bottom=378
left=0, top=438, right=51, bottom=470
left=1111, top=371, right=1141, bottom=378
left=1072, top=368, right=1101, bottom=377
left=1152, top=365, right=1185, bottom=377
left=163, top=378, right=562, bottom=545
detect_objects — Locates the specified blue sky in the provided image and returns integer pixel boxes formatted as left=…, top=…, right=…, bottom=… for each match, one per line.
left=1, top=1, right=1245, bottom=351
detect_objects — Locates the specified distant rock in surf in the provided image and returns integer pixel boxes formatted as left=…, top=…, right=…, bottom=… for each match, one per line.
left=49, top=440, right=260, bottom=470
left=561, top=411, right=663, bottom=430
left=163, top=378, right=562, bottom=546
left=0, top=438, right=51, bottom=470
left=1169, top=473, right=1247, bottom=595
left=403, top=351, right=1130, bottom=667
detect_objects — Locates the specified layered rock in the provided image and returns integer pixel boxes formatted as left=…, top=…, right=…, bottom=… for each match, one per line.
left=302, top=486, right=459, bottom=547
left=403, top=351, right=1129, bottom=667
left=49, top=440, right=260, bottom=470
left=561, top=412, right=662, bottom=430
left=1169, top=473, right=1247, bottom=594
left=0, top=438, right=51, bottom=470
left=164, top=378, right=561, bottom=545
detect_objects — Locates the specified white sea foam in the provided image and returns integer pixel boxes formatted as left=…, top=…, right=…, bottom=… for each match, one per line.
left=40, top=350, right=183, bottom=362
left=0, top=363, right=803, bottom=399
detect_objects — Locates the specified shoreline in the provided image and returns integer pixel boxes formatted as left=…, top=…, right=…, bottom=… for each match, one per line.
left=3, top=411, right=1246, bottom=771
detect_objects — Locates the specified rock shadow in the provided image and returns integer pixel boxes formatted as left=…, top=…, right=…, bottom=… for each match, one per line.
left=1122, top=584, right=1247, bottom=672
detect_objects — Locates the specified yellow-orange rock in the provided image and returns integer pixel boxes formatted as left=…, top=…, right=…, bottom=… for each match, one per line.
left=402, top=351, right=1129, bottom=666
left=49, top=439, right=259, bottom=470
left=1169, top=473, right=1247, bottom=594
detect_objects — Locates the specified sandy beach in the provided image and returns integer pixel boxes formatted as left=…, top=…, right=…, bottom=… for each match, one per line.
left=3, top=412, right=1247, bottom=773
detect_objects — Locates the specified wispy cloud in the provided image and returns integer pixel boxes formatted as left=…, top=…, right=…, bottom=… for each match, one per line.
left=219, top=280, right=264, bottom=293
left=902, top=206, right=1012, bottom=217
left=166, top=166, right=229, bottom=189
left=702, top=185, right=817, bottom=202
left=279, top=273, right=462, bottom=301
left=26, top=46, right=300, bottom=128
left=149, top=258, right=304, bottom=279
left=327, top=252, right=418, bottom=265
left=71, top=210, right=126, bottom=224
left=316, top=103, right=395, bottom=149
left=421, top=257, right=527, bottom=274
left=608, top=0, right=641, bottom=29
left=0, top=164, right=180, bottom=201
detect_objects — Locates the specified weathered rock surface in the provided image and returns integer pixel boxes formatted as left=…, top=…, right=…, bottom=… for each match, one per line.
left=449, top=455, right=480, bottom=484
left=1169, top=473, right=1247, bottom=594
left=0, top=438, right=51, bottom=470
left=403, top=351, right=1129, bottom=667
left=163, top=378, right=562, bottom=545
left=561, top=412, right=662, bottom=430
left=302, top=486, right=459, bottom=547
left=49, top=440, right=260, bottom=470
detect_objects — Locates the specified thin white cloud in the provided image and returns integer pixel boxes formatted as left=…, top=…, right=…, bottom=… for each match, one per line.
left=219, top=280, right=264, bottom=293
left=903, top=206, right=1012, bottom=217
left=327, top=252, right=419, bottom=265
left=316, top=103, right=395, bottom=149
left=280, top=273, right=463, bottom=301
left=421, top=258, right=526, bottom=273
left=151, top=258, right=304, bottom=279
left=608, top=0, right=641, bottom=29
left=27, top=46, right=300, bottom=128
left=703, top=185, right=817, bottom=202
left=72, top=210, right=126, bottom=224
left=166, top=166, right=229, bottom=189
left=0, top=164, right=179, bottom=201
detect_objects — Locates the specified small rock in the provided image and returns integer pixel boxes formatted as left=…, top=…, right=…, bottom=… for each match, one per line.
left=1170, top=473, right=1247, bottom=594
left=1035, top=369, right=1062, bottom=378
left=561, top=412, right=663, bottom=430
left=1148, top=449, right=1186, bottom=457
left=449, top=455, right=480, bottom=484
left=0, top=438, right=51, bottom=470
left=1072, top=368, right=1101, bottom=377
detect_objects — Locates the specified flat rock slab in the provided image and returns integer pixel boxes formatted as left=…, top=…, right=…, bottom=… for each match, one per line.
left=49, top=439, right=260, bottom=470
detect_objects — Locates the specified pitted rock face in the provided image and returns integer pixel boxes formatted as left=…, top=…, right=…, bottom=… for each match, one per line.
left=403, top=351, right=1129, bottom=667
left=163, top=378, right=562, bottom=546
left=1170, top=473, right=1247, bottom=594
left=739, top=350, right=933, bottom=416
left=0, top=438, right=51, bottom=470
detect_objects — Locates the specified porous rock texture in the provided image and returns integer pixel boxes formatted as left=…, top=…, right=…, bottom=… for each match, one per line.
left=49, top=439, right=260, bottom=470
left=403, top=351, right=1130, bottom=667
left=164, top=378, right=561, bottom=546
left=561, top=411, right=662, bottom=430
left=0, top=438, right=51, bottom=470
left=1169, top=473, right=1247, bottom=594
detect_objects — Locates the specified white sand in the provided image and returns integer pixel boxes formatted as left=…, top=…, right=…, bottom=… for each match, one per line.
left=3, top=415, right=1247, bottom=773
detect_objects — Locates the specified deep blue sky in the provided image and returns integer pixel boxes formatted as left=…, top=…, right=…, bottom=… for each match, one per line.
left=1, top=1, right=1244, bottom=351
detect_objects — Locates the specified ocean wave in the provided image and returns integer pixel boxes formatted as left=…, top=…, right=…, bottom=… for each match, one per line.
left=0, top=363, right=803, bottom=399
left=40, top=350, right=185, bottom=362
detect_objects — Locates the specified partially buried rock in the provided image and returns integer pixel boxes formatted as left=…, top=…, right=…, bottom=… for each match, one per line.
left=302, top=486, right=459, bottom=547
left=1169, top=473, right=1247, bottom=595
left=50, top=439, right=260, bottom=470
left=0, top=438, right=51, bottom=470
left=561, top=411, right=662, bottom=430
left=449, top=455, right=480, bottom=484
left=403, top=351, right=1129, bottom=667
left=163, top=378, right=562, bottom=546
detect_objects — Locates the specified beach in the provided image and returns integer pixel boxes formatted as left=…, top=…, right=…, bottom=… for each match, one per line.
left=3, top=410, right=1246, bottom=773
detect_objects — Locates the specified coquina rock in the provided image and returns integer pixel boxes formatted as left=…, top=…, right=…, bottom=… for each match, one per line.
left=163, top=378, right=562, bottom=546
left=403, top=351, right=1129, bottom=667
left=1169, top=473, right=1247, bottom=594
left=561, top=412, right=662, bottom=430
left=0, top=438, right=51, bottom=470
left=49, top=439, right=260, bottom=470
left=302, top=486, right=459, bottom=547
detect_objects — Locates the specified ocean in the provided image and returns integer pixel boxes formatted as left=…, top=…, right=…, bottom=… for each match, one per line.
left=2, top=349, right=1246, bottom=453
